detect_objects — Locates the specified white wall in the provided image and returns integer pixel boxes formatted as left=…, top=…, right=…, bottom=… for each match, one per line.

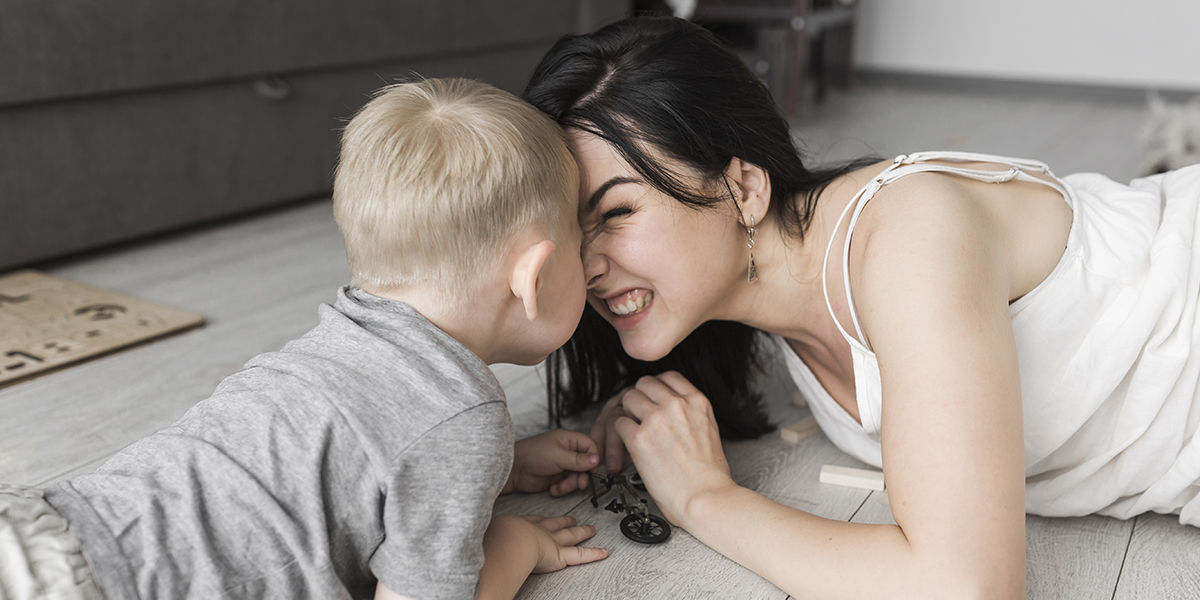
left=853, top=0, right=1200, bottom=90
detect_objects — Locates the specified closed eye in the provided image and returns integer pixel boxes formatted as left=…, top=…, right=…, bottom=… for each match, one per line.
left=601, top=206, right=632, bottom=222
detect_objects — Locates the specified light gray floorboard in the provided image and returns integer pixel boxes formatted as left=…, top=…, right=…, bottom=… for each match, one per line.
left=1024, top=515, right=1132, bottom=600
left=1112, top=513, right=1200, bottom=600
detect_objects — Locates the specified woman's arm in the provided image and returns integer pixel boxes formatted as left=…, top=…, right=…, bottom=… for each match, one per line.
left=617, top=189, right=1026, bottom=598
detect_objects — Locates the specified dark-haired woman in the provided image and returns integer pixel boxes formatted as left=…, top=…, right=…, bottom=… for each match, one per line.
left=525, top=16, right=1200, bottom=599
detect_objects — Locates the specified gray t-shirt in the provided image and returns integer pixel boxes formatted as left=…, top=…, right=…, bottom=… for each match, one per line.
left=45, top=287, right=514, bottom=599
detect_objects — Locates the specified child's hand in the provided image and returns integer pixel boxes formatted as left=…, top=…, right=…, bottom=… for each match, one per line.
left=477, top=514, right=607, bottom=599
left=504, top=430, right=600, bottom=496
left=523, top=515, right=607, bottom=573
left=492, top=514, right=608, bottom=573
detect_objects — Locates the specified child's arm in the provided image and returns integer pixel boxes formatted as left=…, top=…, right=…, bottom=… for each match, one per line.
left=476, top=514, right=606, bottom=599
left=503, top=430, right=600, bottom=496
left=373, top=513, right=607, bottom=600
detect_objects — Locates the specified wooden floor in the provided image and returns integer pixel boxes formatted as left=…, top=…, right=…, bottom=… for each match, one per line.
left=3, top=77, right=1198, bottom=598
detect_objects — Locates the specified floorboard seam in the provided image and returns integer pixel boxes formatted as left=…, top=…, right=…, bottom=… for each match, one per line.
left=1109, top=515, right=1138, bottom=600
left=847, top=492, right=872, bottom=522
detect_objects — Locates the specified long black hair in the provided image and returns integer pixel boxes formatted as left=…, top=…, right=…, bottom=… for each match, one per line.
left=524, top=16, right=876, bottom=438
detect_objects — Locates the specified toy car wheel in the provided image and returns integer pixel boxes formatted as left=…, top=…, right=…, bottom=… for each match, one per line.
left=620, top=514, right=671, bottom=544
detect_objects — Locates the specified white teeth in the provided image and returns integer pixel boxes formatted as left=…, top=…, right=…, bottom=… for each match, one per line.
left=606, top=291, right=652, bottom=316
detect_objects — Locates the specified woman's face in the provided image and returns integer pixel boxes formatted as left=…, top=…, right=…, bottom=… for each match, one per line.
left=569, top=129, right=747, bottom=361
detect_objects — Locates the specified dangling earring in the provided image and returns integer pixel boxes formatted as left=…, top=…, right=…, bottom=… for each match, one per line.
left=746, top=216, right=758, bottom=283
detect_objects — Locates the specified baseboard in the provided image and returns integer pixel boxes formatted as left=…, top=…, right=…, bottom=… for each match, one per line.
left=853, top=69, right=1200, bottom=104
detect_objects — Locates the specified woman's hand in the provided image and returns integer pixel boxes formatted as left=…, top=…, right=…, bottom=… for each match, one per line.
left=504, top=429, right=599, bottom=496
left=590, top=390, right=635, bottom=474
left=613, top=371, right=737, bottom=528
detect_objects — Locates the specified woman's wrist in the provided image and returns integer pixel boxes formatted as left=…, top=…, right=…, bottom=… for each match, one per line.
left=681, top=480, right=745, bottom=533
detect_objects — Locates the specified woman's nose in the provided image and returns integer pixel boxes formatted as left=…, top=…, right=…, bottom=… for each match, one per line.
left=582, top=243, right=606, bottom=289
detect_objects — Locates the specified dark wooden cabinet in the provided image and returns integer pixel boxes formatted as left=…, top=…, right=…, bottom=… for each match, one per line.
left=692, top=0, right=857, bottom=120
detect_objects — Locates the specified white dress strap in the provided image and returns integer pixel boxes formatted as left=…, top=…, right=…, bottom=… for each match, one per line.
left=822, top=152, right=1073, bottom=351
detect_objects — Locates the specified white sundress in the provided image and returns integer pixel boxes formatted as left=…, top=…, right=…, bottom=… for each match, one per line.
left=774, top=151, right=1200, bottom=526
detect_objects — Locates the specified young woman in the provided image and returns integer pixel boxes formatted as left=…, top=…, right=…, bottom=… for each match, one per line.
left=524, top=16, right=1200, bottom=599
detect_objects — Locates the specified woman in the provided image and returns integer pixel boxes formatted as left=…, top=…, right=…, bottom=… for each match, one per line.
left=524, top=16, right=1200, bottom=598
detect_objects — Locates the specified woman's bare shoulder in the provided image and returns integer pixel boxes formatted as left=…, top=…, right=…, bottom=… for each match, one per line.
left=851, top=172, right=1001, bottom=272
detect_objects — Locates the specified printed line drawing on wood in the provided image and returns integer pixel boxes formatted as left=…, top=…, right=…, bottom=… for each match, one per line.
left=0, top=270, right=204, bottom=386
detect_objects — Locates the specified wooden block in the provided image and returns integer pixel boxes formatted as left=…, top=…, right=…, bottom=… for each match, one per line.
left=0, top=270, right=204, bottom=386
left=819, top=464, right=885, bottom=491
left=791, top=389, right=807, bottom=407
left=780, top=417, right=819, bottom=444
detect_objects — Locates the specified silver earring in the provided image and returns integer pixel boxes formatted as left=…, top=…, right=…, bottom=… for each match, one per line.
left=746, top=218, right=758, bottom=283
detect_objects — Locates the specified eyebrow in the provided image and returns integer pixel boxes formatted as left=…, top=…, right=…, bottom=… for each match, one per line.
left=586, top=176, right=641, bottom=211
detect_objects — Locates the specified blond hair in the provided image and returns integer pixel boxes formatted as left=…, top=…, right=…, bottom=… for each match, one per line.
left=333, top=78, right=577, bottom=293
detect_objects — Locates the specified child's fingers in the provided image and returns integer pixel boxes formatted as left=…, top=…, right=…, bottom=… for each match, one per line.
left=558, top=545, right=608, bottom=566
left=570, top=451, right=600, bottom=472
left=548, top=475, right=577, bottom=497
left=551, top=523, right=597, bottom=547
left=557, top=429, right=600, bottom=455
left=548, top=472, right=587, bottom=496
left=548, top=475, right=567, bottom=497
left=533, top=514, right=577, bottom=531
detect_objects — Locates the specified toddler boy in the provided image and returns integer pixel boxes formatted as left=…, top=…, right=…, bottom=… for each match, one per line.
left=3, top=78, right=604, bottom=600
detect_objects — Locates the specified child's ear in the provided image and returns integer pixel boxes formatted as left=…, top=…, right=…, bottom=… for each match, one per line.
left=509, top=239, right=556, bottom=321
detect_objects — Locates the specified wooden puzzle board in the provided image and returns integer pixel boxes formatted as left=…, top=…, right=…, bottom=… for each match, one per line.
left=0, top=270, right=204, bottom=386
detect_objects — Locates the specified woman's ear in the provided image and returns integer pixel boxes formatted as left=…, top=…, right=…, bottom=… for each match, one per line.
left=725, top=157, right=772, bottom=226
left=509, top=239, right=556, bottom=321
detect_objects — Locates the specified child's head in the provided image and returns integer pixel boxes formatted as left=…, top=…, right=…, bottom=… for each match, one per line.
left=333, top=78, right=585, bottom=363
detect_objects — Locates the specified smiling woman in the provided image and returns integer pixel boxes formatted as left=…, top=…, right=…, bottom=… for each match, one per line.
left=524, top=16, right=877, bottom=442
left=523, top=15, right=1200, bottom=600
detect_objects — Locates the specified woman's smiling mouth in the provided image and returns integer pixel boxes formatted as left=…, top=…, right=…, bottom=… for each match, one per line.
left=600, top=289, right=655, bottom=329
left=606, top=289, right=653, bottom=315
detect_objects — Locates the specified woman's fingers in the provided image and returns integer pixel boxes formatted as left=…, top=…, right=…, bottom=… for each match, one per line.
left=604, top=407, right=626, bottom=473
left=612, top=415, right=640, bottom=448
left=633, top=374, right=679, bottom=403
left=618, top=388, right=656, bottom=421
left=594, top=392, right=627, bottom=473
left=657, top=370, right=704, bottom=398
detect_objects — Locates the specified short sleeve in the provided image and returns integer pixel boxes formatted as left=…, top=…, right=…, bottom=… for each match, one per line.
left=368, top=401, right=514, bottom=599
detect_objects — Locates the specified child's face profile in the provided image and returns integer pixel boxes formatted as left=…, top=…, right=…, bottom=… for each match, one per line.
left=531, top=196, right=587, bottom=357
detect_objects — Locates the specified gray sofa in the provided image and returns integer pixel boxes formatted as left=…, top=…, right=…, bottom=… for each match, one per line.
left=0, top=1, right=627, bottom=270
